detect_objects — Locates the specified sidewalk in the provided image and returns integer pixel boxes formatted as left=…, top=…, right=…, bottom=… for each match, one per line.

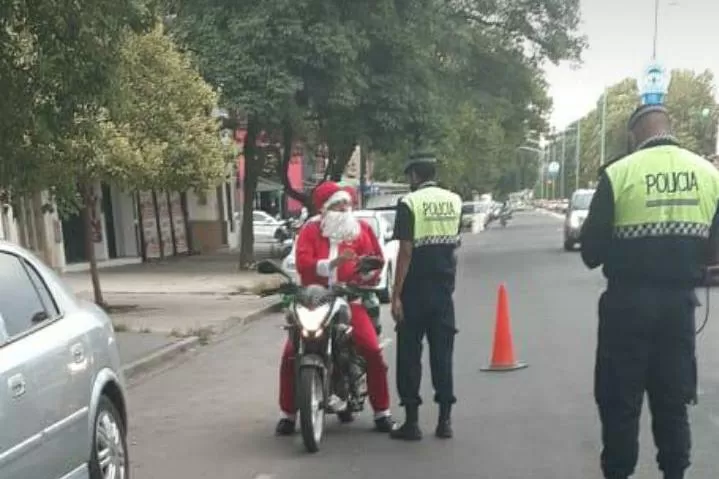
left=62, top=251, right=287, bottom=378
left=63, top=250, right=285, bottom=297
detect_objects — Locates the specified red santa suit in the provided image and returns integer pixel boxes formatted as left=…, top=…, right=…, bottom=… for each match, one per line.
left=278, top=182, right=391, bottom=418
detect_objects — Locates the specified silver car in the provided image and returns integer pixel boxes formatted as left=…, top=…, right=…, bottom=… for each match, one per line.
left=0, top=241, right=129, bottom=479
left=563, top=189, right=596, bottom=251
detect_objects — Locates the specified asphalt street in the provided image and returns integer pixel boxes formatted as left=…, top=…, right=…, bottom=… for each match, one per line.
left=125, top=210, right=719, bottom=479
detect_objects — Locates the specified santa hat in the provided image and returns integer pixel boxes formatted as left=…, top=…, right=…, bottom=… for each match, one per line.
left=312, top=181, right=352, bottom=212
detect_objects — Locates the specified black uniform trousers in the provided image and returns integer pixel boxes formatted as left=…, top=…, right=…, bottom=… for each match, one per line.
left=396, top=281, right=457, bottom=408
left=595, top=285, right=698, bottom=479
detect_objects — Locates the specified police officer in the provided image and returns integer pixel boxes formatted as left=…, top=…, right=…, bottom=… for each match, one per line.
left=580, top=104, right=719, bottom=479
left=389, top=152, right=463, bottom=441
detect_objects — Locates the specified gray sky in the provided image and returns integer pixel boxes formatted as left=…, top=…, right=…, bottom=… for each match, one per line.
left=545, top=0, right=717, bottom=131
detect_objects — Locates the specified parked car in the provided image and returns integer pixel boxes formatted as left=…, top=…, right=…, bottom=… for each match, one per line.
left=461, top=201, right=490, bottom=232
left=252, top=210, right=284, bottom=243
left=281, top=210, right=398, bottom=303
left=0, top=241, right=129, bottom=479
left=563, top=189, right=596, bottom=251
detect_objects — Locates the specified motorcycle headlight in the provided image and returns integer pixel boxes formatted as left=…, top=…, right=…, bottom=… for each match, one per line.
left=295, top=304, right=331, bottom=334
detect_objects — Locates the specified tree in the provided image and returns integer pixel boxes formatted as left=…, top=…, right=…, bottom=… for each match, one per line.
left=570, top=69, right=718, bottom=191
left=0, top=0, right=153, bottom=197
left=665, top=70, right=717, bottom=156
left=369, top=0, right=582, bottom=197
left=50, top=25, right=227, bottom=306
left=167, top=0, right=311, bottom=268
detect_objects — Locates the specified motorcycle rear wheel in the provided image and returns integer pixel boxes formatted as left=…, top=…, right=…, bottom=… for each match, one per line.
left=299, top=368, right=325, bottom=453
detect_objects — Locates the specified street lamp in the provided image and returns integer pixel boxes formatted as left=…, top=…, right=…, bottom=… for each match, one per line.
left=559, top=121, right=582, bottom=197
left=653, top=1, right=680, bottom=60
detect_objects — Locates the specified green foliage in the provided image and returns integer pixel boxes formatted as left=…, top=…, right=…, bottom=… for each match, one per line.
left=559, top=69, right=718, bottom=194
left=0, top=0, right=154, bottom=195
left=112, top=25, right=228, bottom=192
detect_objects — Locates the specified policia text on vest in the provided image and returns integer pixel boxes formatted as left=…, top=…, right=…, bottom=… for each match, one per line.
left=580, top=140, right=719, bottom=479
left=392, top=183, right=462, bottom=419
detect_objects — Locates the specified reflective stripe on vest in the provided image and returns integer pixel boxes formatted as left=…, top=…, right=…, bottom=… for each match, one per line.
left=605, top=145, right=719, bottom=240
left=401, top=186, right=462, bottom=247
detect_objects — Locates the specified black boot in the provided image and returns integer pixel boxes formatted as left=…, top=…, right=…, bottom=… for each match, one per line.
left=275, top=418, right=295, bottom=436
left=664, top=471, right=684, bottom=479
left=435, top=404, right=453, bottom=439
left=390, top=406, right=422, bottom=441
left=373, top=414, right=395, bottom=433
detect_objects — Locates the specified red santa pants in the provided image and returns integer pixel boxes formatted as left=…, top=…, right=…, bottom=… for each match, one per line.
left=279, top=303, right=390, bottom=415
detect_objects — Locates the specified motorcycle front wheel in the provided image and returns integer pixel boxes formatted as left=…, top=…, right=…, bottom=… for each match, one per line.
left=298, top=367, right=325, bottom=453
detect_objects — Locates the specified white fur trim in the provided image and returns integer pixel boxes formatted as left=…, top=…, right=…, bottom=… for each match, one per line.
left=323, top=190, right=352, bottom=210
left=316, top=259, right=331, bottom=277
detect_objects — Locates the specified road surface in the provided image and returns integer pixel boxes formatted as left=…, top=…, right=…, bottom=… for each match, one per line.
left=125, top=211, right=719, bottom=479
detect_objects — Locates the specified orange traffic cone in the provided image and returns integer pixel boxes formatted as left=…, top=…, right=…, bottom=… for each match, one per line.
left=480, top=283, right=528, bottom=372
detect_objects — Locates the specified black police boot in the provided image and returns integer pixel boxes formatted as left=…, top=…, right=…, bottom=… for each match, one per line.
left=664, top=472, right=684, bottom=479
left=435, top=404, right=453, bottom=439
left=390, top=406, right=422, bottom=441
left=275, top=418, right=295, bottom=436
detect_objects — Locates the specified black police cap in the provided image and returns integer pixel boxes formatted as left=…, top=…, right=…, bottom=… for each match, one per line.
left=404, top=152, right=437, bottom=173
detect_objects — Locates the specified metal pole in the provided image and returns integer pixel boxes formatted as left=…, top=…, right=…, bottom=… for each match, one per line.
left=552, top=136, right=559, bottom=199
left=575, top=120, right=581, bottom=191
left=561, top=132, right=566, bottom=199
left=600, top=89, right=608, bottom=165
left=652, top=0, right=659, bottom=60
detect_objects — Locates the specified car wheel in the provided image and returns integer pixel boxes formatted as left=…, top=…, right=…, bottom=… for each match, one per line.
left=563, top=239, right=574, bottom=251
left=378, top=265, right=392, bottom=304
left=89, top=395, right=129, bottom=479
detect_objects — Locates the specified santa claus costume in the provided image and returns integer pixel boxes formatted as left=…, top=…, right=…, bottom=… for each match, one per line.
left=275, top=181, right=394, bottom=435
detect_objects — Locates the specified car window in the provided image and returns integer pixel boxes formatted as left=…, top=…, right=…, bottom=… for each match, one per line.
left=24, top=260, right=60, bottom=318
left=462, top=204, right=474, bottom=214
left=253, top=212, right=266, bottom=222
left=0, top=252, right=51, bottom=338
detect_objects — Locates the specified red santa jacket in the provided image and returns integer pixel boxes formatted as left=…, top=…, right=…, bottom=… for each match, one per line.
left=295, top=218, right=384, bottom=287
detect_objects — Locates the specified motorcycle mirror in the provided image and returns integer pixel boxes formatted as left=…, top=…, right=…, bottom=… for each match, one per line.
left=356, top=256, right=383, bottom=274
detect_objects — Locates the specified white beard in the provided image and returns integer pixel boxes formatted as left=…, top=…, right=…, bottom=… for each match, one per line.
left=321, top=210, right=360, bottom=242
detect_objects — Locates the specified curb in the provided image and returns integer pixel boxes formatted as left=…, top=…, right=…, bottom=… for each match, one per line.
left=119, top=298, right=282, bottom=379
left=122, top=336, right=200, bottom=380
left=213, top=298, right=284, bottom=336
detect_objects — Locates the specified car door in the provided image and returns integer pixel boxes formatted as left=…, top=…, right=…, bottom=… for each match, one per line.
left=21, top=258, right=93, bottom=477
left=0, top=252, right=56, bottom=479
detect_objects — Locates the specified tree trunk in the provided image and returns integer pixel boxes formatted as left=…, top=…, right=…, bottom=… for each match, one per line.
left=328, top=141, right=356, bottom=181
left=279, top=118, right=310, bottom=209
left=239, top=117, right=260, bottom=270
left=81, top=183, right=104, bottom=306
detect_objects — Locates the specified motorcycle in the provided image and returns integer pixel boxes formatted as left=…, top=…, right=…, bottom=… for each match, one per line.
left=499, top=208, right=513, bottom=228
left=257, top=256, right=384, bottom=453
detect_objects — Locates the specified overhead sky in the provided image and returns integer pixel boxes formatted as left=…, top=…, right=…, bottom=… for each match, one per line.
left=545, top=0, right=717, bottom=132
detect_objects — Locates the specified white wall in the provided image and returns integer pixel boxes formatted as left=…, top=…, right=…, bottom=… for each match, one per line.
left=187, top=190, right=220, bottom=221
left=0, top=207, right=6, bottom=240
left=110, top=186, right=139, bottom=257
left=0, top=205, right=19, bottom=244
left=41, top=192, right=66, bottom=270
